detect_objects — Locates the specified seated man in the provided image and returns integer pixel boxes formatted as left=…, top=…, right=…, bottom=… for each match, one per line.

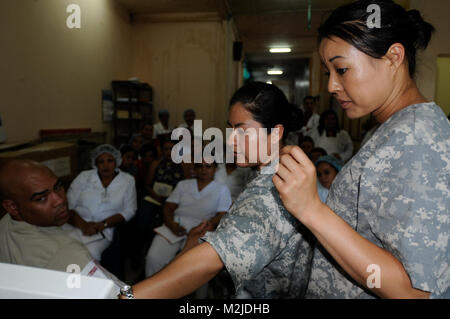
left=0, top=159, right=123, bottom=287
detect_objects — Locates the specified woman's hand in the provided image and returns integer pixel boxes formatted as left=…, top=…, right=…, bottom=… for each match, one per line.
left=81, top=221, right=100, bottom=236
left=168, top=222, right=187, bottom=237
left=93, top=221, right=107, bottom=234
left=181, top=221, right=210, bottom=253
left=273, top=145, right=324, bottom=223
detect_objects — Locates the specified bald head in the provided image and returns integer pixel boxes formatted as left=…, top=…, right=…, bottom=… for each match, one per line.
left=0, top=159, right=54, bottom=201
left=0, top=159, right=69, bottom=226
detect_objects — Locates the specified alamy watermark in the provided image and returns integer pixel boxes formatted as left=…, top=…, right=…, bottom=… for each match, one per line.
left=366, top=264, right=381, bottom=289
left=66, top=264, right=81, bottom=289
left=170, top=120, right=279, bottom=174
left=367, top=4, right=381, bottom=29
left=66, top=4, right=81, bottom=29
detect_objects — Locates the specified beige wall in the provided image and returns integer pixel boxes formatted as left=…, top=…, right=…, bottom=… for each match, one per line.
left=0, top=0, right=132, bottom=144
left=131, top=17, right=239, bottom=134
left=411, top=0, right=450, bottom=112
left=436, top=57, right=450, bottom=116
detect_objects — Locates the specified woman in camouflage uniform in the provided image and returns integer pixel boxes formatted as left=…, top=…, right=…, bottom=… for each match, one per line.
left=275, top=0, right=449, bottom=299
left=129, top=82, right=315, bottom=298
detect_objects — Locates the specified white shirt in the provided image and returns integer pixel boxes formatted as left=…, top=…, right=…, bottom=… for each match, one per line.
left=166, top=179, right=232, bottom=232
left=301, top=113, right=320, bottom=135
left=285, top=113, right=320, bottom=146
left=153, top=122, right=173, bottom=138
left=309, top=128, right=354, bottom=162
left=67, top=169, right=137, bottom=241
left=214, top=164, right=251, bottom=203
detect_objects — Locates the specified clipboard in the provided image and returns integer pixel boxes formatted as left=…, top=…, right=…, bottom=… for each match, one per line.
left=153, top=224, right=185, bottom=244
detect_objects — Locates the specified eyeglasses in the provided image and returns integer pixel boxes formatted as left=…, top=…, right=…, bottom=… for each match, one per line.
left=194, top=163, right=215, bottom=169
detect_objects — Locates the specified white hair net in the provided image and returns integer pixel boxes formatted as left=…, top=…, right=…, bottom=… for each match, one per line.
left=91, top=144, right=122, bottom=170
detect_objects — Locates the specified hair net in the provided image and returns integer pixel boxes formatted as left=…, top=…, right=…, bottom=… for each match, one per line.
left=315, top=155, right=343, bottom=173
left=91, top=144, right=122, bottom=170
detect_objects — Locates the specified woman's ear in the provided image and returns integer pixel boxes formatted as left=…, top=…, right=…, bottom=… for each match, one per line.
left=271, top=124, right=284, bottom=143
left=384, top=43, right=406, bottom=73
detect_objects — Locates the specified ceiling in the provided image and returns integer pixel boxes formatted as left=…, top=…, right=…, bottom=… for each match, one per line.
left=115, top=0, right=410, bottom=55
left=115, top=0, right=355, bottom=55
left=115, top=0, right=410, bottom=98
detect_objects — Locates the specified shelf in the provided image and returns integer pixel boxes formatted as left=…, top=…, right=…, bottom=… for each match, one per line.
left=111, top=80, right=153, bottom=148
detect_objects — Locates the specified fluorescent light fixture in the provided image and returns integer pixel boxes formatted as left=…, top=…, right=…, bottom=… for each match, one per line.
left=267, top=70, right=283, bottom=75
left=270, top=47, right=292, bottom=53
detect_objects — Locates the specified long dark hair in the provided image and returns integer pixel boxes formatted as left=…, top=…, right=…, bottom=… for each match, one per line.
left=318, top=0, right=435, bottom=77
left=229, top=82, right=303, bottom=140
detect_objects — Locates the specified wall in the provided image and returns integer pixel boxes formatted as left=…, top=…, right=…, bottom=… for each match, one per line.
left=436, top=56, right=450, bottom=116
left=410, top=0, right=450, bottom=114
left=131, top=17, right=239, bottom=134
left=0, top=0, right=132, bottom=144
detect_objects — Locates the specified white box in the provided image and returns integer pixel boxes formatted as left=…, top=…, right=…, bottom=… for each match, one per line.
left=0, top=262, right=117, bottom=299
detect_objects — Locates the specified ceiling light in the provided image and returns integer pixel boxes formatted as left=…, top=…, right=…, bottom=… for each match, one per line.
left=267, top=70, right=283, bottom=75
left=269, top=48, right=292, bottom=53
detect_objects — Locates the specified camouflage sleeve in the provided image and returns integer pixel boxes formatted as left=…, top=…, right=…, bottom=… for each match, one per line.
left=359, top=142, right=449, bottom=296
left=202, top=192, right=288, bottom=293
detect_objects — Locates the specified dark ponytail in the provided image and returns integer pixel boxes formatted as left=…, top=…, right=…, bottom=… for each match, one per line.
left=229, top=82, right=303, bottom=139
left=318, top=0, right=435, bottom=77
left=406, top=9, right=435, bottom=50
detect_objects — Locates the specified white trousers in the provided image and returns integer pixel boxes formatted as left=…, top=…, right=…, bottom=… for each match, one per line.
left=145, top=234, right=210, bottom=298
left=85, top=238, right=111, bottom=261
left=63, top=224, right=111, bottom=261
left=145, top=234, right=186, bottom=277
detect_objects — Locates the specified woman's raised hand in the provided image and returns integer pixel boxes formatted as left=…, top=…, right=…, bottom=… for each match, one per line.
left=273, top=146, right=323, bottom=223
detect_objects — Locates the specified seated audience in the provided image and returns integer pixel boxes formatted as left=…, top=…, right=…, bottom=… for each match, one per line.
left=135, top=139, right=185, bottom=261
left=315, top=155, right=343, bottom=203
left=300, top=96, right=320, bottom=135
left=145, top=158, right=232, bottom=278
left=144, top=139, right=184, bottom=205
left=129, top=134, right=144, bottom=155
left=178, top=109, right=196, bottom=132
left=308, top=109, right=354, bottom=162
left=0, top=159, right=124, bottom=289
left=309, top=147, right=328, bottom=165
left=65, top=144, right=137, bottom=261
left=120, top=145, right=138, bottom=177
left=136, top=143, right=158, bottom=198
left=299, top=136, right=315, bottom=158
left=153, top=109, right=173, bottom=142
left=284, top=104, right=304, bottom=146
left=140, top=122, right=154, bottom=145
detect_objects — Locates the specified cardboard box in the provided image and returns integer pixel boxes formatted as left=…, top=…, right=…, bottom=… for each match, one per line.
left=0, top=142, right=78, bottom=186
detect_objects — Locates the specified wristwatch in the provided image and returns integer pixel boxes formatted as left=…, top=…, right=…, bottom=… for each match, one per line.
left=120, top=285, right=135, bottom=299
